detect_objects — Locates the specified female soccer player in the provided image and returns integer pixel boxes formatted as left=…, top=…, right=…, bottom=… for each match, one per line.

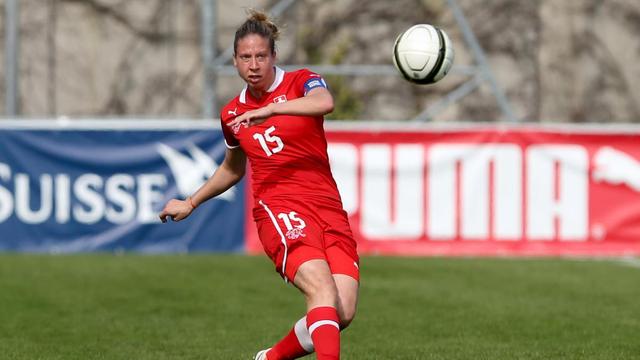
left=159, top=10, right=359, bottom=360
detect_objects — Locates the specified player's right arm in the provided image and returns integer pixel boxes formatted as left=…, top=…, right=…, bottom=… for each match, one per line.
left=159, top=147, right=247, bottom=223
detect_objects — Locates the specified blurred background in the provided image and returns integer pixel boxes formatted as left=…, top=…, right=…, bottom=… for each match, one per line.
left=1, top=2, right=640, bottom=359
left=2, top=0, right=639, bottom=122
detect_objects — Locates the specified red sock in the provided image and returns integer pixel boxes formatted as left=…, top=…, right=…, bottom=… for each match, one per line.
left=306, top=306, right=340, bottom=360
left=266, top=317, right=313, bottom=360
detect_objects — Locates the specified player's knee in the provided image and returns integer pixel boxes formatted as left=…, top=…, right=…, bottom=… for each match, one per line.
left=313, top=281, right=339, bottom=306
left=295, top=261, right=339, bottom=307
left=339, top=303, right=357, bottom=329
left=302, top=276, right=339, bottom=307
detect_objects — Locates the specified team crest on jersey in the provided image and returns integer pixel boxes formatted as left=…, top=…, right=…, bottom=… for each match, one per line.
left=231, top=122, right=247, bottom=135
left=286, top=227, right=306, bottom=240
left=273, top=95, right=287, bottom=104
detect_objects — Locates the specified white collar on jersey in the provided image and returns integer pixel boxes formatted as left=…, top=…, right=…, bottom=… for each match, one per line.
left=239, top=66, right=285, bottom=104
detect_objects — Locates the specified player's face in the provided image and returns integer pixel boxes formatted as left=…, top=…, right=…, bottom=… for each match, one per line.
left=233, top=34, right=276, bottom=93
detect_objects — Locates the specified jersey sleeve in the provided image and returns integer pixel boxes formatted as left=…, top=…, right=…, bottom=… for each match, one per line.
left=295, top=69, right=329, bottom=96
left=220, top=114, right=240, bottom=149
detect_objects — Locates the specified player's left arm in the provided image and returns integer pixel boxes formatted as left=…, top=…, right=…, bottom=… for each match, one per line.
left=227, top=87, right=334, bottom=128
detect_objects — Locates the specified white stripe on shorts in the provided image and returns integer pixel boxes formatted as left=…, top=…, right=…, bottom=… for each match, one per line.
left=308, top=320, right=340, bottom=336
left=259, top=200, right=289, bottom=282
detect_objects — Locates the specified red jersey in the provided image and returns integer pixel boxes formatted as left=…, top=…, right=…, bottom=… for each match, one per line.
left=220, top=67, right=343, bottom=209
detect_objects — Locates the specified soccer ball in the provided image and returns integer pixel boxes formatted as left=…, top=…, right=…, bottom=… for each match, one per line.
left=392, top=24, right=455, bottom=84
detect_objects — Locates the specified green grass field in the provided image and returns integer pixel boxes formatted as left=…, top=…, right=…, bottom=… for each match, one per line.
left=0, top=255, right=639, bottom=359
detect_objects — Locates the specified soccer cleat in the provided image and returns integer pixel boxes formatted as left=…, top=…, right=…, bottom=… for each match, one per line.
left=253, top=348, right=271, bottom=360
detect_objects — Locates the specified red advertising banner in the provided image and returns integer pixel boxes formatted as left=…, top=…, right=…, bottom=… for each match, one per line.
left=247, top=125, right=640, bottom=256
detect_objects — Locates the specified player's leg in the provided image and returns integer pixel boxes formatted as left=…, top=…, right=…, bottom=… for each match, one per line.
left=255, top=202, right=348, bottom=359
left=324, top=237, right=360, bottom=329
left=262, top=259, right=342, bottom=360
left=256, top=204, right=332, bottom=360
left=253, top=206, right=317, bottom=360
left=262, top=316, right=313, bottom=360
left=265, top=271, right=358, bottom=359
left=292, top=259, right=341, bottom=360
left=264, top=254, right=324, bottom=360
left=333, top=274, right=359, bottom=329
left=264, top=258, right=357, bottom=360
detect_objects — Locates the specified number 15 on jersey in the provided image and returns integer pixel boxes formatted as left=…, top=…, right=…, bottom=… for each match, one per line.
left=253, top=125, right=284, bottom=157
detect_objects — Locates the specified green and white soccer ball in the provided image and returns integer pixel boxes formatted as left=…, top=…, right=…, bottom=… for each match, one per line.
left=393, top=24, right=455, bottom=84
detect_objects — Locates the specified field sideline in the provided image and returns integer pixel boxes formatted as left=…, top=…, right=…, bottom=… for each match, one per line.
left=0, top=255, right=638, bottom=359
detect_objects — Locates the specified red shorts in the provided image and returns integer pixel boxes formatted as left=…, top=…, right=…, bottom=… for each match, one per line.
left=253, top=197, right=359, bottom=283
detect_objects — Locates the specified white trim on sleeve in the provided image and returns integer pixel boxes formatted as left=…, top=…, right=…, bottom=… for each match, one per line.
left=223, top=139, right=240, bottom=149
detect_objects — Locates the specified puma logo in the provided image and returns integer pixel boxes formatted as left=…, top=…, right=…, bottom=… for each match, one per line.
left=228, top=107, right=238, bottom=116
left=157, top=142, right=235, bottom=201
left=231, top=123, right=242, bottom=134
left=593, top=146, right=640, bottom=192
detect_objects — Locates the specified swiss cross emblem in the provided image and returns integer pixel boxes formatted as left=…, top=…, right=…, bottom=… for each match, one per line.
left=273, top=95, right=287, bottom=104
left=286, top=227, right=306, bottom=240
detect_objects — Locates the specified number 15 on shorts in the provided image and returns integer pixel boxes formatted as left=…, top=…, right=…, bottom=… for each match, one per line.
left=278, top=211, right=307, bottom=240
left=278, top=211, right=306, bottom=231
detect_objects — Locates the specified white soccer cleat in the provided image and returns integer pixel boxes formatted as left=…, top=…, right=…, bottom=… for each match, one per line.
left=254, top=348, right=271, bottom=360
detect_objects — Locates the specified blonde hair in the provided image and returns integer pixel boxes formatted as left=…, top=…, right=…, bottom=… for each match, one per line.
left=233, top=9, right=280, bottom=55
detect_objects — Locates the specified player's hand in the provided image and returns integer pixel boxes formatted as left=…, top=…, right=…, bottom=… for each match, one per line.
left=159, top=199, right=194, bottom=223
left=227, top=105, right=273, bottom=129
